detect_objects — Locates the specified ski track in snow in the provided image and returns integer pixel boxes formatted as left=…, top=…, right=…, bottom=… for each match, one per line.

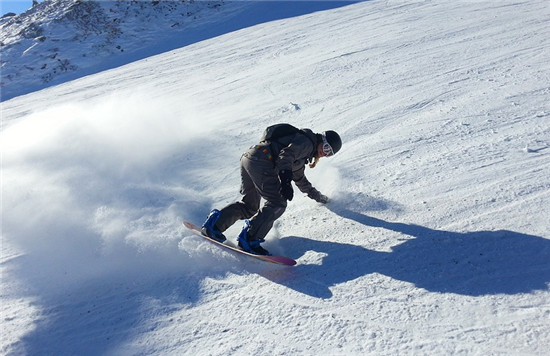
left=2, top=1, right=550, bottom=355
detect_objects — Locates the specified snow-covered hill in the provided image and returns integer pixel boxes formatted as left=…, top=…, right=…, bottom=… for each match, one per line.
left=2, top=0, right=550, bottom=355
left=2, top=0, right=212, bottom=100
left=0, top=0, right=357, bottom=101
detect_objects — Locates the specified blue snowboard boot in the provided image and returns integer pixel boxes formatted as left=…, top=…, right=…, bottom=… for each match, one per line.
left=237, top=220, right=270, bottom=256
left=201, top=209, right=226, bottom=242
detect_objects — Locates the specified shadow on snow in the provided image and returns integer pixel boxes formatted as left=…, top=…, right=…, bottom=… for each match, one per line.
left=264, top=199, right=550, bottom=298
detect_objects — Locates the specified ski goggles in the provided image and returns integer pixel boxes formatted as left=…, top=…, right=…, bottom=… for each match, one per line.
left=321, top=133, right=335, bottom=157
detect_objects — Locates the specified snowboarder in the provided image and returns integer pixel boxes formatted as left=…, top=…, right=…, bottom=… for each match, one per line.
left=201, top=124, right=342, bottom=255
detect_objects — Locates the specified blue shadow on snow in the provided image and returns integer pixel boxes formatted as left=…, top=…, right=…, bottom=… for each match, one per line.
left=265, top=205, right=550, bottom=298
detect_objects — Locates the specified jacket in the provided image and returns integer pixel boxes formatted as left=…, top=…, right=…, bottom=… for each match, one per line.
left=268, top=129, right=319, bottom=194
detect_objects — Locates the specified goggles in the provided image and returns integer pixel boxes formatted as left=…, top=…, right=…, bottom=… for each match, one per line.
left=321, top=134, right=335, bottom=157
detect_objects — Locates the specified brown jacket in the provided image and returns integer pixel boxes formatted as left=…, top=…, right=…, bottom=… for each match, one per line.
left=270, top=129, right=319, bottom=194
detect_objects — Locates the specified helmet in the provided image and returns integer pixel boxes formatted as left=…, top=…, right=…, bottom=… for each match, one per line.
left=323, top=130, right=342, bottom=155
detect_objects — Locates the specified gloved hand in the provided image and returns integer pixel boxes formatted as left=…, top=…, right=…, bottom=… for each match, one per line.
left=308, top=188, right=329, bottom=204
left=278, top=169, right=294, bottom=201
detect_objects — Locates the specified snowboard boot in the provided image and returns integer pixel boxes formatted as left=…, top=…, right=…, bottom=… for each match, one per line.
left=237, top=220, right=270, bottom=256
left=201, top=209, right=226, bottom=242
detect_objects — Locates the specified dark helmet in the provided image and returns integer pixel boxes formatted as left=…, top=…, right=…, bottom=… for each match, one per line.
left=323, top=130, right=342, bottom=155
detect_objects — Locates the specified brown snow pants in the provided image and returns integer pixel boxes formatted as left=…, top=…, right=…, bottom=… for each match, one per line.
left=216, top=148, right=287, bottom=241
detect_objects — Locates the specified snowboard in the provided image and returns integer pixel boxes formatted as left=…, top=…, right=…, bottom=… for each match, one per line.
left=183, top=221, right=297, bottom=266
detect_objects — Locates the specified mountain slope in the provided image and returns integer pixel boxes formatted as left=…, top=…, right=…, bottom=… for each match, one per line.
left=0, top=0, right=358, bottom=101
left=2, top=0, right=550, bottom=355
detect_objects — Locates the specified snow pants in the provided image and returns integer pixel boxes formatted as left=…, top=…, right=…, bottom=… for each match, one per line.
left=216, top=147, right=287, bottom=241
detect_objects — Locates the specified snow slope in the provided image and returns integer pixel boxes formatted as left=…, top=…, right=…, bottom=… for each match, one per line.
left=0, top=0, right=358, bottom=101
left=2, top=0, right=550, bottom=355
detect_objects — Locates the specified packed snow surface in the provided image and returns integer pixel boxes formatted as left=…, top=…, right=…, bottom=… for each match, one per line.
left=2, top=0, right=550, bottom=355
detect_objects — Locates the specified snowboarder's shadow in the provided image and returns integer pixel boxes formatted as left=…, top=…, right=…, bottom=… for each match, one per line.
left=264, top=207, right=550, bottom=299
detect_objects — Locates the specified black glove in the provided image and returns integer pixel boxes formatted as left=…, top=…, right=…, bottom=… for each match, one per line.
left=308, top=188, right=329, bottom=204
left=278, top=169, right=294, bottom=201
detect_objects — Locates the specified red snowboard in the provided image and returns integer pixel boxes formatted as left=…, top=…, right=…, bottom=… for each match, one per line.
left=183, top=221, right=296, bottom=266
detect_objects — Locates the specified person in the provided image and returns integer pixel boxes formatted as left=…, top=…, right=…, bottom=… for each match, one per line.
left=201, top=124, right=342, bottom=255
